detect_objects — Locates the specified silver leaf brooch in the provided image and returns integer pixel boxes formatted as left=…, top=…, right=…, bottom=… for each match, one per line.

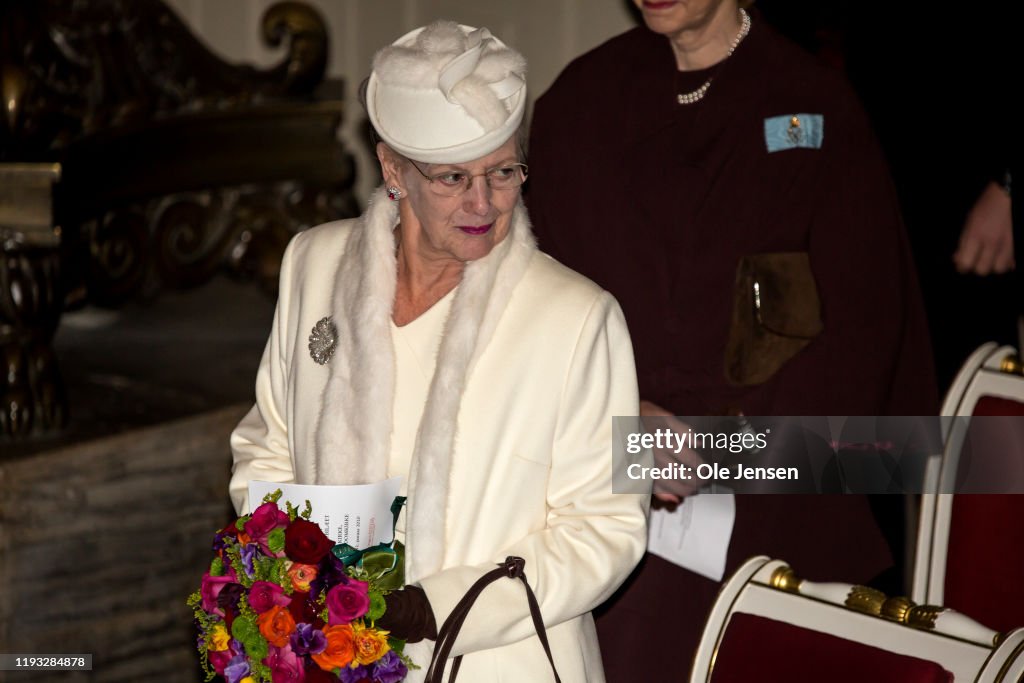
left=308, top=317, right=338, bottom=365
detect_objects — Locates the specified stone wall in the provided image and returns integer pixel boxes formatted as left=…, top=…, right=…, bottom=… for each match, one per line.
left=0, top=404, right=248, bottom=682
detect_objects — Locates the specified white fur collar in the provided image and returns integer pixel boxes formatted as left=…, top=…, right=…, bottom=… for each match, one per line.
left=314, top=185, right=537, bottom=586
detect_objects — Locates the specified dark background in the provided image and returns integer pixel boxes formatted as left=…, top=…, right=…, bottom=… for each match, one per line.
left=756, top=0, right=1021, bottom=389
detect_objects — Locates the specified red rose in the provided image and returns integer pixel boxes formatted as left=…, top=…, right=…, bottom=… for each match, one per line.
left=208, top=648, right=233, bottom=675
left=304, top=665, right=340, bottom=683
left=285, top=519, right=334, bottom=564
left=286, top=591, right=320, bottom=626
left=249, top=580, right=291, bottom=614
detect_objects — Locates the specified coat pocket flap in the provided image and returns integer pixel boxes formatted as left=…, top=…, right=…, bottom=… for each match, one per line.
left=743, top=252, right=822, bottom=339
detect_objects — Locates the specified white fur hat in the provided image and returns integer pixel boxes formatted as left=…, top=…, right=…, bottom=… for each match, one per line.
left=366, top=21, right=527, bottom=164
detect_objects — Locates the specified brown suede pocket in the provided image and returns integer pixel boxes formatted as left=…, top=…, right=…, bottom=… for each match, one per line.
left=724, top=252, right=823, bottom=386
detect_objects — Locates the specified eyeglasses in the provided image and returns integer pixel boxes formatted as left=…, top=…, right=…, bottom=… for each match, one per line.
left=408, top=160, right=528, bottom=197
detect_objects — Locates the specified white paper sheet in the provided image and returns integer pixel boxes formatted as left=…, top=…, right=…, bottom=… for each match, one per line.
left=248, top=478, right=403, bottom=550
left=646, top=492, right=736, bottom=582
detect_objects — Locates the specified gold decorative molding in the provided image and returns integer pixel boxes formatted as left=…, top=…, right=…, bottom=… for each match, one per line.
left=845, top=585, right=887, bottom=616
left=762, top=563, right=1010, bottom=656
left=880, top=596, right=915, bottom=624
left=906, top=604, right=943, bottom=630
left=769, top=565, right=803, bottom=593
left=999, top=353, right=1024, bottom=376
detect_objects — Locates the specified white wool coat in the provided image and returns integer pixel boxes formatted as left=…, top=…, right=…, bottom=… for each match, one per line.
left=229, top=193, right=648, bottom=682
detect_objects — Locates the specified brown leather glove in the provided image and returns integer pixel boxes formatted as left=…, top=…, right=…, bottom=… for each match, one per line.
left=377, top=585, right=437, bottom=643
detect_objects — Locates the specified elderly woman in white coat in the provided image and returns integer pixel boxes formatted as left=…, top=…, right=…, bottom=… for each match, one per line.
left=229, top=21, right=648, bottom=683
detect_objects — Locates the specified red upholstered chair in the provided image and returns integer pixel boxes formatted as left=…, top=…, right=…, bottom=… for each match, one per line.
left=913, top=343, right=1024, bottom=633
left=689, top=556, right=1024, bottom=683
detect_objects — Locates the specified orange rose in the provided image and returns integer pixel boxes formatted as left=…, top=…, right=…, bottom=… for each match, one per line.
left=257, top=604, right=296, bottom=647
left=312, top=624, right=355, bottom=671
left=287, top=563, right=318, bottom=592
left=352, top=623, right=391, bottom=665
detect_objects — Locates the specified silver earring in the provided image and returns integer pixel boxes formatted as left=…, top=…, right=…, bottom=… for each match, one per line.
left=387, top=186, right=403, bottom=201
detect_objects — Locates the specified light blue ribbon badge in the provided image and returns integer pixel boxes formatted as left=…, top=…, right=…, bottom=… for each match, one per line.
left=764, top=113, right=824, bottom=152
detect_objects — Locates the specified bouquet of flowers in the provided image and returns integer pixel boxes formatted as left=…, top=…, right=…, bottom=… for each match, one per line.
left=188, top=491, right=414, bottom=683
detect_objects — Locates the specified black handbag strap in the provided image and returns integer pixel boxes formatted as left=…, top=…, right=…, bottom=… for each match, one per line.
left=423, top=556, right=562, bottom=683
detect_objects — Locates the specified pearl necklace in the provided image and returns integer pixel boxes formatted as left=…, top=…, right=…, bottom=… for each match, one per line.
left=677, top=8, right=751, bottom=105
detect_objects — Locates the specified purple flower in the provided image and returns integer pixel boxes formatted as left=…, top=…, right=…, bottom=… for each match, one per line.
left=311, top=553, right=348, bottom=599
left=217, top=582, right=245, bottom=616
left=212, top=529, right=234, bottom=554
left=371, top=651, right=408, bottom=683
left=338, top=663, right=371, bottom=683
left=290, top=623, right=327, bottom=656
left=240, top=543, right=260, bottom=578
left=224, top=654, right=251, bottom=683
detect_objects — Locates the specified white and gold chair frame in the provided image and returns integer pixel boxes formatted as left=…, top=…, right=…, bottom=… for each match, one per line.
left=690, top=555, right=1024, bottom=683
left=912, top=343, right=1024, bottom=606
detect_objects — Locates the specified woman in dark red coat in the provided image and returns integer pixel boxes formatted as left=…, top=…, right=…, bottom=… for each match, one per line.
left=527, top=0, right=938, bottom=679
